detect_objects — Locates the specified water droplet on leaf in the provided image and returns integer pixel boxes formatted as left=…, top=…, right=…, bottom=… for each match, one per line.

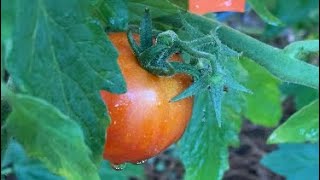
left=111, top=163, right=126, bottom=171
left=134, top=159, right=147, bottom=165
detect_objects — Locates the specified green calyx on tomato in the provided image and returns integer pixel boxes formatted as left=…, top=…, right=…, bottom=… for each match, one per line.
left=127, top=8, right=204, bottom=78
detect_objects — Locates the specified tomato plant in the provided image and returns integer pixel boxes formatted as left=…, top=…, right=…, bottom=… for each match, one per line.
left=101, top=33, right=193, bottom=165
left=1, top=0, right=318, bottom=180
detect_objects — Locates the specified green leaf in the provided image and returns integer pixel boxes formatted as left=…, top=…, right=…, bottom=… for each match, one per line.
left=225, top=75, right=252, bottom=94
left=3, top=86, right=99, bottom=180
left=1, top=139, right=63, bottom=180
left=2, top=139, right=28, bottom=167
left=168, top=0, right=188, bottom=10
left=247, top=0, right=283, bottom=26
left=128, top=0, right=180, bottom=24
left=241, top=57, right=282, bottom=127
left=264, top=0, right=319, bottom=38
left=171, top=75, right=209, bottom=102
left=1, top=99, right=11, bottom=124
left=274, top=0, right=319, bottom=25
left=283, top=40, right=319, bottom=60
left=90, top=0, right=128, bottom=31
left=1, top=0, right=15, bottom=61
left=268, top=99, right=319, bottom=144
left=209, top=83, right=224, bottom=127
left=1, top=0, right=16, bottom=41
left=1, top=43, right=4, bottom=80
left=280, top=83, right=319, bottom=110
left=1, top=99, right=11, bottom=158
left=1, top=128, right=9, bottom=160
left=177, top=89, right=244, bottom=180
left=261, top=143, right=319, bottom=180
left=99, top=160, right=144, bottom=180
left=4, top=0, right=126, bottom=164
left=139, top=8, right=153, bottom=50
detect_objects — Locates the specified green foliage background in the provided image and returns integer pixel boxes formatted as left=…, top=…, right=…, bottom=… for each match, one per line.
left=1, top=0, right=318, bottom=179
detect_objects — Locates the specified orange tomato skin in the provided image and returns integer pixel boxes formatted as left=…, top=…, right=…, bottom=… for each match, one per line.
left=100, top=33, right=193, bottom=165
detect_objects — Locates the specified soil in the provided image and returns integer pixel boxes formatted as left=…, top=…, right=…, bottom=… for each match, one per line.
left=222, top=97, right=296, bottom=180
left=222, top=120, right=285, bottom=180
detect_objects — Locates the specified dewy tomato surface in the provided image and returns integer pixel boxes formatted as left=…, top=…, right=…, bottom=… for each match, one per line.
left=100, top=33, right=193, bottom=165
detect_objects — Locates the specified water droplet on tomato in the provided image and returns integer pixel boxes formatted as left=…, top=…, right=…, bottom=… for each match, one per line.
left=224, top=0, right=233, bottom=7
left=134, top=159, right=147, bottom=165
left=111, top=163, right=126, bottom=171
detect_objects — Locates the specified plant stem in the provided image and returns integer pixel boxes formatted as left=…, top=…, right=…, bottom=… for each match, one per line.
left=186, top=14, right=319, bottom=89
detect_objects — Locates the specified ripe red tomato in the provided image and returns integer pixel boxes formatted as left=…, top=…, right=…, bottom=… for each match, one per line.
left=100, top=33, right=193, bottom=165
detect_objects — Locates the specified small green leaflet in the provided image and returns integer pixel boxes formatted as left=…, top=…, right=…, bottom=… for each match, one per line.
left=4, top=0, right=126, bottom=164
left=268, top=99, right=319, bottom=144
left=171, top=75, right=210, bottom=102
left=1, top=0, right=16, bottom=42
left=247, top=0, right=283, bottom=26
left=241, top=57, right=282, bottom=127
left=90, top=0, right=128, bottom=31
left=209, top=82, right=224, bottom=126
left=168, top=0, right=188, bottom=10
left=1, top=99, right=11, bottom=158
left=1, top=0, right=15, bottom=64
left=2, top=84, right=99, bottom=180
left=283, top=40, right=319, bottom=60
left=1, top=139, right=63, bottom=180
left=280, top=83, right=319, bottom=110
left=267, top=0, right=319, bottom=28
left=261, top=143, right=319, bottom=180
left=128, top=0, right=180, bottom=24
left=1, top=98, right=11, bottom=124
left=177, top=89, right=244, bottom=180
left=1, top=43, right=4, bottom=80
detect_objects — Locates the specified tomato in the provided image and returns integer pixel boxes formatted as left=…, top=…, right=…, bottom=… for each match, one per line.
left=100, top=33, right=193, bottom=165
